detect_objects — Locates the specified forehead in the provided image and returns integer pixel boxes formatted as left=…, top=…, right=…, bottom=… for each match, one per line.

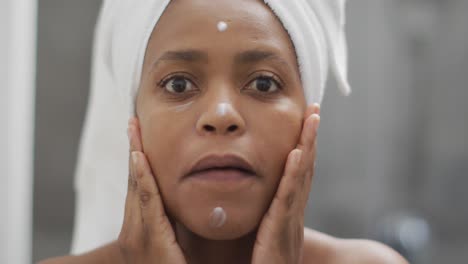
left=160, top=0, right=281, bottom=33
left=144, top=0, right=297, bottom=67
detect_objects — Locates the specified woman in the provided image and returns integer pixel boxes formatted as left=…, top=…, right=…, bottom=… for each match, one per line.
left=41, top=0, right=408, bottom=263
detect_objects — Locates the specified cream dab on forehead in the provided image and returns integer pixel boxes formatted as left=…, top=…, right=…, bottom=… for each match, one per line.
left=217, top=21, right=228, bottom=32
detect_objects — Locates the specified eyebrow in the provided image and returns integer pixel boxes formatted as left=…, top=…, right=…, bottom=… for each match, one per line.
left=153, top=49, right=209, bottom=67
left=151, top=49, right=292, bottom=70
left=233, top=49, right=290, bottom=68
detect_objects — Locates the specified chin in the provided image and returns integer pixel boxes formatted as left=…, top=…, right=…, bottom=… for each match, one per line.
left=174, top=201, right=266, bottom=240
left=193, top=222, right=255, bottom=241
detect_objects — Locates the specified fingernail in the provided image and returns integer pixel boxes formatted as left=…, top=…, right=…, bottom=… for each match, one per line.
left=311, top=114, right=320, bottom=132
left=294, top=149, right=302, bottom=165
left=313, top=103, right=321, bottom=114
left=131, top=151, right=138, bottom=166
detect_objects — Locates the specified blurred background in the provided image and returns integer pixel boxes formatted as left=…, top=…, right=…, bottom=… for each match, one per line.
left=1, top=0, right=467, bottom=263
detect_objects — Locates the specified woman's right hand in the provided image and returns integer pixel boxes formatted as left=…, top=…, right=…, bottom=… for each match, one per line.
left=118, top=117, right=187, bottom=263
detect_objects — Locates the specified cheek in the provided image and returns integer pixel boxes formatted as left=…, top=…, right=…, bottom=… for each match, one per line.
left=247, top=98, right=303, bottom=184
left=138, top=109, right=192, bottom=189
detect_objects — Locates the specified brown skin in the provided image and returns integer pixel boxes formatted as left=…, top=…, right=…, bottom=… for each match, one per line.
left=39, top=114, right=407, bottom=264
left=136, top=0, right=305, bottom=244
left=39, top=0, right=409, bottom=263
left=134, top=0, right=309, bottom=262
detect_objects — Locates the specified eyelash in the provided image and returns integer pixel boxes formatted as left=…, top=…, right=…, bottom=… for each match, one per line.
left=157, top=72, right=194, bottom=89
left=157, top=72, right=284, bottom=96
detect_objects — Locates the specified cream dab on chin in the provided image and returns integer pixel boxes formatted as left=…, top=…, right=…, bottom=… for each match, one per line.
left=209, top=207, right=227, bottom=228
left=217, top=21, right=228, bottom=32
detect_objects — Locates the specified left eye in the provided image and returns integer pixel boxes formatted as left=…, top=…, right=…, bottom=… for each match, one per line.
left=163, top=76, right=195, bottom=94
left=246, top=76, right=281, bottom=93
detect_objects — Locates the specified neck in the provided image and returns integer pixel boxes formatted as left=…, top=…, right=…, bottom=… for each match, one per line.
left=175, top=222, right=257, bottom=264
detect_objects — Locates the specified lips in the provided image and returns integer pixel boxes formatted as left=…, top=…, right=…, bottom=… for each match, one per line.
left=186, top=154, right=256, bottom=178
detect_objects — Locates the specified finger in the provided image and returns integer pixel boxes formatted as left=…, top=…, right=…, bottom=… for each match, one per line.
left=132, top=151, right=175, bottom=242
left=130, top=118, right=167, bottom=223
left=304, top=103, right=321, bottom=120
left=300, top=134, right=318, bottom=209
left=128, top=117, right=143, bottom=153
left=298, top=103, right=320, bottom=154
left=297, top=113, right=320, bottom=158
left=129, top=118, right=176, bottom=244
left=269, top=110, right=320, bottom=215
left=121, top=124, right=143, bottom=243
left=299, top=114, right=320, bottom=207
left=304, top=114, right=320, bottom=172
left=313, top=103, right=321, bottom=115
left=268, top=148, right=303, bottom=221
left=127, top=124, right=138, bottom=192
left=289, top=107, right=320, bottom=213
left=127, top=118, right=145, bottom=200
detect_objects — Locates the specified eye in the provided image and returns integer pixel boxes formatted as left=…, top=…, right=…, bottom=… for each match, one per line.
left=160, top=75, right=195, bottom=94
left=246, top=75, right=282, bottom=93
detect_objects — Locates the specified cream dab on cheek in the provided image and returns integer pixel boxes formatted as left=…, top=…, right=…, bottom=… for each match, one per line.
left=274, top=101, right=293, bottom=113
left=217, top=21, right=228, bottom=32
left=169, top=101, right=194, bottom=113
left=209, top=207, right=227, bottom=228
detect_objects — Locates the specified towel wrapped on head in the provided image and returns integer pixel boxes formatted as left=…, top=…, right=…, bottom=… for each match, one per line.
left=71, top=0, right=351, bottom=254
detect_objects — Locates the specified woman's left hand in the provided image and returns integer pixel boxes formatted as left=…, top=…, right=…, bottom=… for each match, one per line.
left=251, top=103, right=321, bottom=264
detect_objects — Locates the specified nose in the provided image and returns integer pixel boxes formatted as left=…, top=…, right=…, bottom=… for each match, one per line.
left=196, top=102, right=246, bottom=136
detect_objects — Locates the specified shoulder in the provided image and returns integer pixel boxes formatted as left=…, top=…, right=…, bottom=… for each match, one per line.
left=302, top=227, right=409, bottom=264
left=332, top=238, right=409, bottom=264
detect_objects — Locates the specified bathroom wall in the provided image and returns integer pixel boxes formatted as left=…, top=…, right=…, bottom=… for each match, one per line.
left=1, top=0, right=37, bottom=263
left=33, top=0, right=101, bottom=261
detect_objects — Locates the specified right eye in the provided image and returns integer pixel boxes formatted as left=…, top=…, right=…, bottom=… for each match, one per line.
left=160, top=76, right=196, bottom=94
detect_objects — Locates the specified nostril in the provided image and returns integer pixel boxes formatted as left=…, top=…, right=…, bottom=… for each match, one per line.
left=227, top=125, right=238, bottom=132
left=204, top=124, right=215, bottom=132
left=202, top=124, right=238, bottom=133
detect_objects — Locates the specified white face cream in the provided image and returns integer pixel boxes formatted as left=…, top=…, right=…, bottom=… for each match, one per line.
left=217, top=21, right=228, bottom=32
left=209, top=206, right=227, bottom=228
left=216, top=103, right=230, bottom=116
left=216, top=103, right=229, bottom=116
left=170, top=101, right=194, bottom=113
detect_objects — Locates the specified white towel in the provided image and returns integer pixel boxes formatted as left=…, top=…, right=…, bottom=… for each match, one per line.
left=71, top=0, right=351, bottom=254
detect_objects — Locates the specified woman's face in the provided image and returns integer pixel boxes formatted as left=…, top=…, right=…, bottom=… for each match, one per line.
left=136, top=0, right=306, bottom=240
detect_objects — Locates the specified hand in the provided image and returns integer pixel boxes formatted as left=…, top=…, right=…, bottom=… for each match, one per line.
left=252, top=103, right=321, bottom=264
left=117, top=118, right=187, bottom=264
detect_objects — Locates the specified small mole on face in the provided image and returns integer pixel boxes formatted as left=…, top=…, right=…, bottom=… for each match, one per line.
left=217, top=21, right=228, bottom=32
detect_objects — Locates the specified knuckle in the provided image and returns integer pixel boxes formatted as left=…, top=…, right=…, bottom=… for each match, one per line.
left=300, top=170, right=307, bottom=186
left=127, top=176, right=136, bottom=190
left=133, top=164, right=142, bottom=180
left=118, top=232, right=138, bottom=254
left=139, top=190, right=153, bottom=207
left=285, top=192, right=295, bottom=210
